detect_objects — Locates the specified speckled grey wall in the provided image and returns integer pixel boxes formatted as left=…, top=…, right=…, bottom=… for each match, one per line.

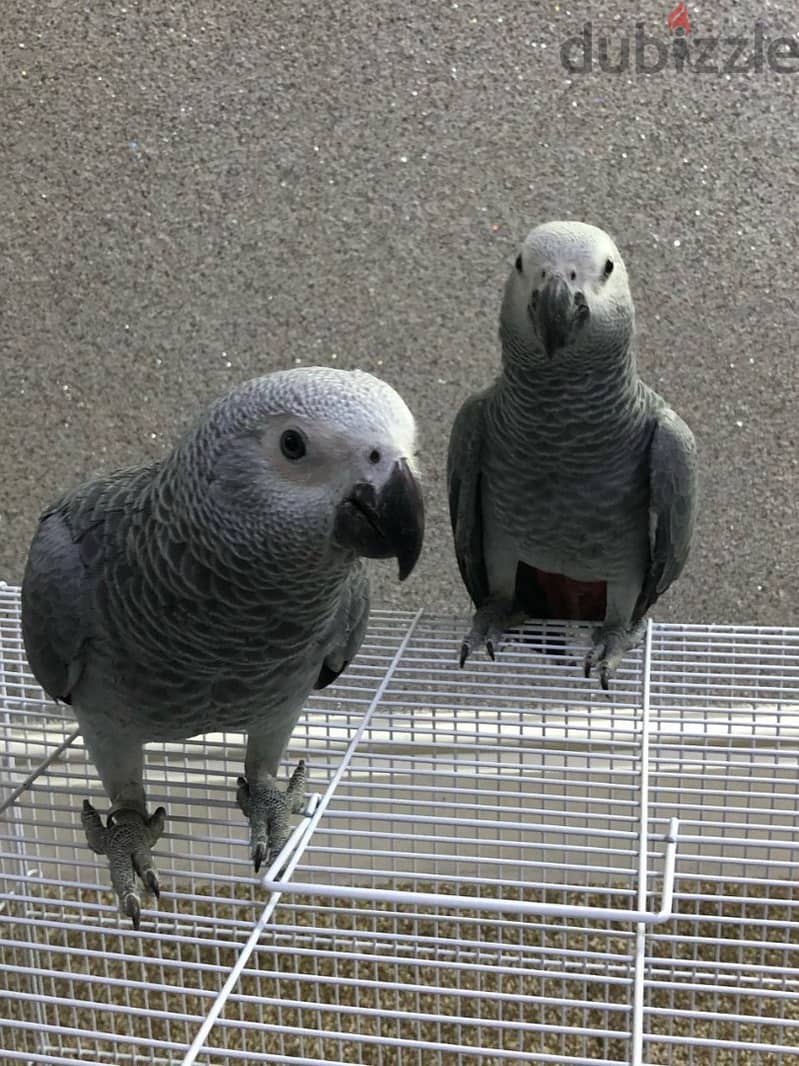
left=2, top=2, right=797, bottom=623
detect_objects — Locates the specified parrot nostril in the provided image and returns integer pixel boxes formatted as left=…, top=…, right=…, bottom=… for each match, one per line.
left=574, top=291, right=586, bottom=305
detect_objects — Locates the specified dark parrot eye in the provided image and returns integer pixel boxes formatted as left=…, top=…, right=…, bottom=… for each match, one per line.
left=515, top=253, right=523, bottom=273
left=280, top=429, right=307, bottom=460
left=604, top=258, right=614, bottom=278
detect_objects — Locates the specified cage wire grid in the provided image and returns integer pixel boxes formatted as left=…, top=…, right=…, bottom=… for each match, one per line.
left=1, top=582, right=798, bottom=1065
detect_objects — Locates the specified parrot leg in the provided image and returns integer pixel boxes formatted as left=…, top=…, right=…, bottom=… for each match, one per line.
left=77, top=726, right=164, bottom=928
left=459, top=598, right=527, bottom=667
left=236, top=761, right=307, bottom=872
left=584, top=619, right=647, bottom=690
left=460, top=516, right=528, bottom=666
left=238, top=721, right=309, bottom=872
left=81, top=802, right=166, bottom=929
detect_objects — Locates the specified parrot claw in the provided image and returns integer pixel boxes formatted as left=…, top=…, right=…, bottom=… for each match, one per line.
left=237, top=760, right=307, bottom=872
left=253, top=842, right=267, bottom=875
left=143, top=869, right=160, bottom=898
left=124, top=892, right=142, bottom=930
left=459, top=633, right=500, bottom=667
left=459, top=601, right=525, bottom=667
left=583, top=620, right=647, bottom=689
left=81, top=801, right=166, bottom=928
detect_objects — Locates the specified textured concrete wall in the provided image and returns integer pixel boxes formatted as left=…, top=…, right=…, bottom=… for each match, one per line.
left=2, top=2, right=797, bottom=624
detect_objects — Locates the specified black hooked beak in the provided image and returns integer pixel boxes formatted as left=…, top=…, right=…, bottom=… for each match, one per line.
left=531, top=274, right=589, bottom=357
left=334, top=458, right=425, bottom=581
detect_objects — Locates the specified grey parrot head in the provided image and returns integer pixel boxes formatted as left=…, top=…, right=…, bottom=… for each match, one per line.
left=180, top=367, right=424, bottom=581
left=499, top=221, right=635, bottom=364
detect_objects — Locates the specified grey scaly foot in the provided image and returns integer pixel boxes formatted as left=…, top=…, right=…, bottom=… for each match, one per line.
left=81, top=802, right=166, bottom=929
left=236, top=760, right=307, bottom=873
left=583, top=620, right=647, bottom=690
left=459, top=600, right=526, bottom=667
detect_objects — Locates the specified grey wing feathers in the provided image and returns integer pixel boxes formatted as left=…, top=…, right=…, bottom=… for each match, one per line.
left=447, top=390, right=490, bottom=608
left=21, top=509, right=90, bottom=703
left=634, top=407, right=698, bottom=623
left=315, top=564, right=370, bottom=690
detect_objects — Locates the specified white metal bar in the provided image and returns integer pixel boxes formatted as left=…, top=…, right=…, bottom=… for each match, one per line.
left=643, top=1032, right=799, bottom=1054
left=631, top=617, right=654, bottom=1066
left=316, top=809, right=643, bottom=840
left=0, top=1016, right=192, bottom=1054
left=192, top=1024, right=628, bottom=1065
left=258, top=835, right=679, bottom=922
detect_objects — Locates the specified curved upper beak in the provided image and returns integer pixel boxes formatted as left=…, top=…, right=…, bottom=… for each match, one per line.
left=532, top=274, right=587, bottom=357
left=334, top=458, right=425, bottom=581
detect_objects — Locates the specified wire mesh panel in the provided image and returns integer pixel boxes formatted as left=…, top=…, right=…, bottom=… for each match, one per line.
left=1, top=581, right=798, bottom=1065
left=191, top=614, right=657, bottom=1066
left=643, top=624, right=799, bottom=1064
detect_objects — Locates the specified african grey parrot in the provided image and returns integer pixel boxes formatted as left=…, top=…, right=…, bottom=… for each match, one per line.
left=21, top=367, right=424, bottom=926
left=448, top=220, right=697, bottom=688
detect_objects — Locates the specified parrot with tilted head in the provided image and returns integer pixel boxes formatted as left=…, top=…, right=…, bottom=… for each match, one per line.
left=22, top=367, right=424, bottom=926
left=448, top=220, right=697, bottom=688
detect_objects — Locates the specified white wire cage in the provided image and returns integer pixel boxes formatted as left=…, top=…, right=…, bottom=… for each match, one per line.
left=1, top=580, right=798, bottom=1066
